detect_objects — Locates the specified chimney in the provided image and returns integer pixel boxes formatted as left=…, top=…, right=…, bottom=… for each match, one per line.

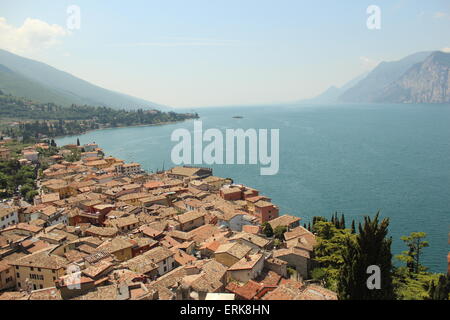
left=116, top=283, right=130, bottom=300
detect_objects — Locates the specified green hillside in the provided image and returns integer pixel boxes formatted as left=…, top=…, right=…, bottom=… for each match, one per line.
left=0, top=49, right=167, bottom=110
left=0, top=64, right=81, bottom=107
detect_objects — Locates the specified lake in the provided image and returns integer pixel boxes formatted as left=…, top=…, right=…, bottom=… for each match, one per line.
left=56, top=103, right=450, bottom=272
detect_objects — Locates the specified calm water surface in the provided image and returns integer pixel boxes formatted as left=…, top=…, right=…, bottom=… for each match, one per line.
left=56, top=104, right=450, bottom=272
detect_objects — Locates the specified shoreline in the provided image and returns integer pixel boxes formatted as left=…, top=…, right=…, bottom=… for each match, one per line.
left=52, top=118, right=198, bottom=140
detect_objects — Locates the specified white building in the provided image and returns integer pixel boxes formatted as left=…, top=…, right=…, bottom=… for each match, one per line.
left=144, top=247, right=176, bottom=276
left=0, top=207, right=19, bottom=230
left=116, top=163, right=141, bottom=176
left=23, top=151, right=39, bottom=162
left=83, top=143, right=98, bottom=152
left=218, top=212, right=259, bottom=232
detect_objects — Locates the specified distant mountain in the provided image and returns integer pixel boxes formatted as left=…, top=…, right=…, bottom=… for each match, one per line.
left=0, top=49, right=167, bottom=110
left=374, top=51, right=450, bottom=103
left=338, top=51, right=432, bottom=103
left=297, top=72, right=368, bottom=104
left=0, top=64, right=82, bottom=107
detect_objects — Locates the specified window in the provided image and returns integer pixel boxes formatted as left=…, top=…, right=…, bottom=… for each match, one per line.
left=16, top=273, right=20, bottom=278
left=30, top=267, right=34, bottom=271
left=38, top=268, right=41, bottom=272
left=39, top=285, right=43, bottom=289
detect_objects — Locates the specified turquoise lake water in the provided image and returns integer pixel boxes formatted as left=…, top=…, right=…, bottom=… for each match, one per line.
left=56, top=104, right=450, bottom=272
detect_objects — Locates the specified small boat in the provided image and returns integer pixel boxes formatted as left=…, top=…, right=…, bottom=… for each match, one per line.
left=232, top=116, right=243, bottom=119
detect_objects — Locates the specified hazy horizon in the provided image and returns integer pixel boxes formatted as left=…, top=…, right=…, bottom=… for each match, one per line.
left=1, top=0, right=449, bottom=108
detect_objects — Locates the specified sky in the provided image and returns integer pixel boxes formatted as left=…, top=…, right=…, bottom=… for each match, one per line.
left=0, top=0, right=449, bottom=108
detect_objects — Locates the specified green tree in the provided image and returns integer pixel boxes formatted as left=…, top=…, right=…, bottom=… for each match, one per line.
left=429, top=275, right=449, bottom=300
left=396, top=232, right=429, bottom=274
left=274, top=225, right=288, bottom=240
left=339, top=214, right=346, bottom=229
left=262, top=222, right=273, bottom=237
left=338, top=212, right=394, bottom=300
left=310, top=221, right=355, bottom=290
left=351, top=220, right=356, bottom=234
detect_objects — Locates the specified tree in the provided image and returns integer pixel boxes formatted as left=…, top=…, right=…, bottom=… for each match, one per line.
left=312, top=221, right=355, bottom=290
left=339, top=214, right=346, bottom=229
left=396, top=232, right=429, bottom=274
left=351, top=220, right=356, bottom=234
left=429, top=275, right=449, bottom=300
left=274, top=226, right=288, bottom=240
left=262, top=222, right=273, bottom=237
left=76, top=138, right=80, bottom=146
left=338, top=212, right=394, bottom=300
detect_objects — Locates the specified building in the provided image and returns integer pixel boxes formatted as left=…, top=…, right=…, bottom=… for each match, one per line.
left=268, top=215, right=301, bottom=231
left=217, top=211, right=259, bottom=232
left=219, top=186, right=243, bottom=201
left=166, top=166, right=212, bottom=180
left=142, top=246, right=176, bottom=276
left=43, top=182, right=74, bottom=199
left=105, top=215, right=140, bottom=233
left=0, top=147, right=11, bottom=160
left=214, top=242, right=252, bottom=267
left=253, top=201, right=279, bottom=223
left=22, top=151, right=39, bottom=162
left=227, top=254, right=265, bottom=283
left=11, top=248, right=67, bottom=291
left=273, top=247, right=311, bottom=280
left=0, top=260, right=15, bottom=291
left=228, top=232, right=272, bottom=251
left=116, top=163, right=142, bottom=176
left=95, top=238, right=134, bottom=261
left=83, top=143, right=99, bottom=152
left=174, top=211, right=206, bottom=232
left=0, top=207, right=19, bottom=230
left=85, top=160, right=109, bottom=170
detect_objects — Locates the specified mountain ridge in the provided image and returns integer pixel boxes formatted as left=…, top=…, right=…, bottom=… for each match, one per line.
left=0, top=49, right=167, bottom=110
left=374, top=51, right=450, bottom=103
left=338, top=51, right=432, bottom=103
left=298, top=50, right=450, bottom=105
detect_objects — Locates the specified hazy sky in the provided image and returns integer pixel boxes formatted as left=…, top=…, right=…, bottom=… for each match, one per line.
left=1, top=0, right=449, bottom=107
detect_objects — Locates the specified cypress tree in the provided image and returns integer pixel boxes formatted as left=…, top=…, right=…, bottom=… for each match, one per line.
left=340, top=214, right=346, bottom=229
left=351, top=220, right=356, bottom=234
left=338, top=212, right=394, bottom=300
left=77, top=138, right=80, bottom=146
left=429, top=275, right=449, bottom=300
